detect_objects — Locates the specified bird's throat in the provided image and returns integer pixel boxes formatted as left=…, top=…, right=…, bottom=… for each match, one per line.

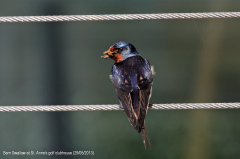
left=110, top=54, right=124, bottom=63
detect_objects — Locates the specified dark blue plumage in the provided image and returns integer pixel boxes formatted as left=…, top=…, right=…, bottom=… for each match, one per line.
left=103, top=41, right=153, bottom=149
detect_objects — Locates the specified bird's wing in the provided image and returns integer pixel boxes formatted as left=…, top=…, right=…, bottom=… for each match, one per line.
left=111, top=59, right=153, bottom=133
left=111, top=64, right=141, bottom=132
left=136, top=59, right=153, bottom=129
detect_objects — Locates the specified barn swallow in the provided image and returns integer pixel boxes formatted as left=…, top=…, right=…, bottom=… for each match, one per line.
left=102, top=41, right=153, bottom=149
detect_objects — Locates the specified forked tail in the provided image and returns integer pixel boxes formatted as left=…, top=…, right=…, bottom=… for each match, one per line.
left=141, top=125, right=152, bottom=149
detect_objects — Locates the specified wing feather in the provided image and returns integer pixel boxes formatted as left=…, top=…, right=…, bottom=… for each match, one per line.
left=111, top=56, right=153, bottom=133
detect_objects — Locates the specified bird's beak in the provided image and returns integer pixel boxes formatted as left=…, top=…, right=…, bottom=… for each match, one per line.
left=101, top=46, right=119, bottom=59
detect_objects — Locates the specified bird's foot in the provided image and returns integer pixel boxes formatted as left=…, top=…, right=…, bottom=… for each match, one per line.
left=119, top=104, right=123, bottom=109
left=148, top=104, right=153, bottom=108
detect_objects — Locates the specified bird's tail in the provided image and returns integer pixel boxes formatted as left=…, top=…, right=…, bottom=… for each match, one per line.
left=141, top=124, right=152, bottom=149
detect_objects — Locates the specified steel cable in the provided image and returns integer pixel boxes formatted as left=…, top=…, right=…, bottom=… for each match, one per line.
left=0, top=12, right=240, bottom=23
left=0, top=103, right=239, bottom=112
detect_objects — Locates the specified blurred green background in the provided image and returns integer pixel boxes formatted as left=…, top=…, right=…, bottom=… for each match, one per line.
left=0, top=0, right=240, bottom=158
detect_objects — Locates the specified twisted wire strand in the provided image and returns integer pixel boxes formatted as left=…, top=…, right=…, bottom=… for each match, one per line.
left=0, top=103, right=239, bottom=112
left=0, top=12, right=240, bottom=23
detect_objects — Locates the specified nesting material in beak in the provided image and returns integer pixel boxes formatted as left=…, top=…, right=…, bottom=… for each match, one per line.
left=101, top=46, right=118, bottom=59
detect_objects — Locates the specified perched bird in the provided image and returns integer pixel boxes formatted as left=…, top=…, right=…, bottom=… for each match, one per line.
left=102, top=41, right=153, bottom=149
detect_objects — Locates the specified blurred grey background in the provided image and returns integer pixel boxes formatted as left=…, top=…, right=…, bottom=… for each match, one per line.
left=0, top=0, right=240, bottom=159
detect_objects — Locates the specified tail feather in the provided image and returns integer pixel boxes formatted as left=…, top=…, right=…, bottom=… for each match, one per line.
left=141, top=130, right=147, bottom=149
left=141, top=124, right=152, bottom=149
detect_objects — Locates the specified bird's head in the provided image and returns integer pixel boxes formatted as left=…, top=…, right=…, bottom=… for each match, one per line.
left=102, top=41, right=138, bottom=63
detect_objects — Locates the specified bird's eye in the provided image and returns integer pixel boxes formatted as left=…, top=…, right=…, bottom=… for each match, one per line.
left=119, top=47, right=123, bottom=51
